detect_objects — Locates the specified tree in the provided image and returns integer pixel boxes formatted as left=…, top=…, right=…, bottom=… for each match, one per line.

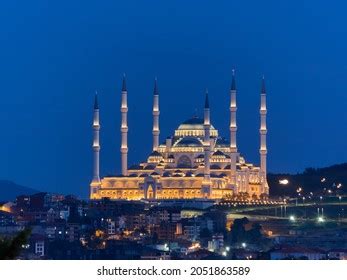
left=229, top=217, right=248, bottom=243
left=247, top=223, right=262, bottom=242
left=0, top=228, right=31, bottom=259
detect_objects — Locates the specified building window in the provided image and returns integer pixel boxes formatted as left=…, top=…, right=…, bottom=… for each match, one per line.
left=35, top=241, right=44, bottom=256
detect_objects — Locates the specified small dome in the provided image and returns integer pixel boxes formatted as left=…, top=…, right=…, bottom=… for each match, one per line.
left=215, top=137, right=229, bottom=147
left=149, top=151, right=162, bottom=157
left=213, top=150, right=226, bottom=156
left=175, top=137, right=203, bottom=147
left=128, top=164, right=143, bottom=170
left=144, top=165, right=156, bottom=170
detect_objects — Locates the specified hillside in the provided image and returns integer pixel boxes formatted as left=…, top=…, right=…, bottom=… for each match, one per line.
left=268, top=163, right=347, bottom=197
left=0, top=180, right=39, bottom=201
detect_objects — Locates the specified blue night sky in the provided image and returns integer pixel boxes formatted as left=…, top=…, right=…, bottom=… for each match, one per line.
left=1, top=1, right=347, bottom=198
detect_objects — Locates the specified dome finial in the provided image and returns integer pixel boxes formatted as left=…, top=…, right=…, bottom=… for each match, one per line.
left=193, top=108, right=198, bottom=118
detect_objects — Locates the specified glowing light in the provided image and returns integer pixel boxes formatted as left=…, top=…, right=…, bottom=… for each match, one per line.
left=241, top=242, right=247, bottom=248
left=318, top=217, right=325, bottom=223
left=321, top=178, right=326, bottom=183
left=296, top=187, right=303, bottom=193
left=328, top=189, right=332, bottom=194
left=289, top=215, right=296, bottom=222
left=337, top=183, right=342, bottom=189
left=226, top=246, right=230, bottom=252
left=279, top=179, right=289, bottom=185
left=222, top=251, right=227, bottom=256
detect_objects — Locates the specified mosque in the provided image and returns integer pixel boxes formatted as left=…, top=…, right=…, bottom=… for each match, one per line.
left=89, top=72, right=269, bottom=200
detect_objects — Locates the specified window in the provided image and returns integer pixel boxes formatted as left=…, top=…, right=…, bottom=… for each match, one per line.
left=35, top=241, right=44, bottom=256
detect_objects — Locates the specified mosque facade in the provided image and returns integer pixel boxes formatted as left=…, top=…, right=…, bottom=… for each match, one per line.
left=90, top=72, right=269, bottom=200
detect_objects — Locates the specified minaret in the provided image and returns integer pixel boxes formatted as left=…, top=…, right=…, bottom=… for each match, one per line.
left=260, top=76, right=268, bottom=193
left=229, top=70, right=237, bottom=185
left=120, top=75, right=128, bottom=176
left=203, top=90, right=211, bottom=195
left=152, top=78, right=160, bottom=151
left=90, top=92, right=101, bottom=197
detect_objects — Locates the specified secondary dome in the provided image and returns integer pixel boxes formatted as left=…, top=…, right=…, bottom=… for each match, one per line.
left=174, top=136, right=203, bottom=147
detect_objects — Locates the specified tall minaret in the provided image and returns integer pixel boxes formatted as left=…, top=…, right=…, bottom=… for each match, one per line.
left=203, top=90, right=211, bottom=194
left=260, top=76, right=268, bottom=191
left=90, top=92, right=101, bottom=197
left=120, top=75, right=128, bottom=176
left=229, top=70, right=237, bottom=185
left=152, top=78, right=160, bottom=151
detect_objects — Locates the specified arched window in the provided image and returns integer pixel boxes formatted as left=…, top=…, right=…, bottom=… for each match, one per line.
left=177, top=155, right=192, bottom=168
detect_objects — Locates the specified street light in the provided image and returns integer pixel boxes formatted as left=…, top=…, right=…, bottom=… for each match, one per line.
left=279, top=179, right=289, bottom=185
left=289, top=215, right=296, bottom=222
left=317, top=217, right=325, bottom=223
left=241, top=243, right=247, bottom=248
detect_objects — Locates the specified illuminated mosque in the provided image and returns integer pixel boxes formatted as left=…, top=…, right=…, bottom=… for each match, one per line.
left=90, top=72, right=269, bottom=200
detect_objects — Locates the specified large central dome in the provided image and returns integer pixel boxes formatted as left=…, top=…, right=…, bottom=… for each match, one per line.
left=177, top=116, right=216, bottom=130
left=175, top=116, right=218, bottom=138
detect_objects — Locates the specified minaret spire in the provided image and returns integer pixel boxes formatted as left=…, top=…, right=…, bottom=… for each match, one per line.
left=202, top=89, right=211, bottom=197
left=120, top=74, right=128, bottom=176
left=204, top=89, right=209, bottom=109
left=229, top=69, right=238, bottom=186
left=260, top=75, right=268, bottom=195
left=152, top=77, right=160, bottom=151
left=122, top=73, right=127, bottom=91
left=90, top=91, right=101, bottom=198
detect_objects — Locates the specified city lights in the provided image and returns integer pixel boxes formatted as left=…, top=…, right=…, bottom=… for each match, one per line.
left=279, top=179, right=289, bottom=185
